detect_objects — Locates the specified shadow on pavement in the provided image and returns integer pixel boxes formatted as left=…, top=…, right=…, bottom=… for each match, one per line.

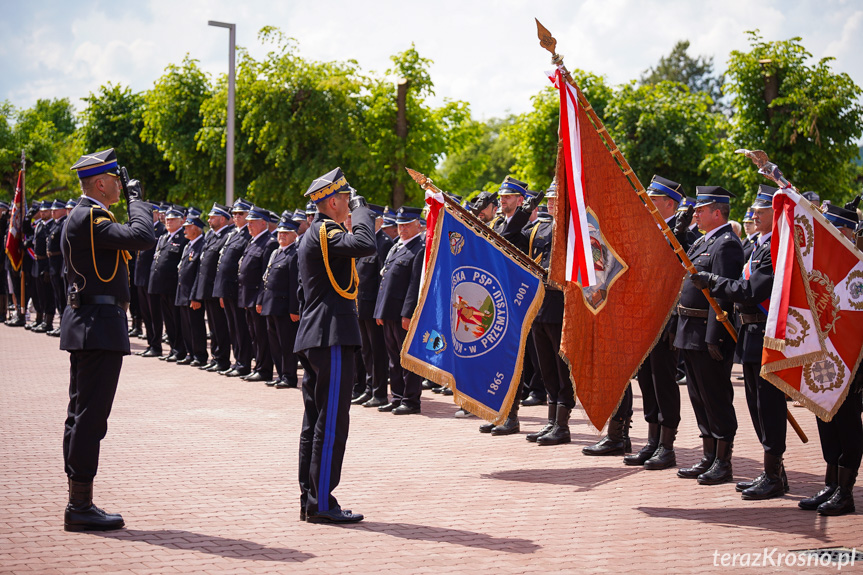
left=94, top=529, right=316, bottom=562
left=482, top=466, right=641, bottom=492
left=344, top=521, right=541, bottom=553
left=636, top=506, right=835, bottom=542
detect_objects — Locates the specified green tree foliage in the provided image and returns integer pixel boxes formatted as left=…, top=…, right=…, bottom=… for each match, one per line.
left=605, top=81, right=727, bottom=194
left=640, top=40, right=724, bottom=109
left=505, top=71, right=614, bottom=191
left=705, top=31, right=863, bottom=210
left=0, top=98, right=81, bottom=200
left=79, top=83, right=176, bottom=201
left=141, top=55, right=217, bottom=205
left=436, top=115, right=517, bottom=195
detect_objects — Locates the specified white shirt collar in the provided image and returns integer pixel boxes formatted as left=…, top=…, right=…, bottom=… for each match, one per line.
left=83, top=195, right=109, bottom=211
left=401, top=232, right=422, bottom=246
left=757, top=231, right=772, bottom=246
left=702, top=223, right=728, bottom=242
left=251, top=229, right=268, bottom=241
left=188, top=234, right=203, bottom=247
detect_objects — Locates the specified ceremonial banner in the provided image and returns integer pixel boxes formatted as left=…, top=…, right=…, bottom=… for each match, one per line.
left=5, top=170, right=25, bottom=271
left=401, top=195, right=545, bottom=424
left=761, top=189, right=863, bottom=421
left=548, top=66, right=687, bottom=430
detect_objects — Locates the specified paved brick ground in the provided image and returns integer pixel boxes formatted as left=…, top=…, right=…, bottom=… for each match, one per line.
left=1, top=324, right=862, bottom=574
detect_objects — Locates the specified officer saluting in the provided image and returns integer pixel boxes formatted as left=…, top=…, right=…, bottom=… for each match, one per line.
left=295, top=168, right=376, bottom=524
left=60, top=149, right=156, bottom=531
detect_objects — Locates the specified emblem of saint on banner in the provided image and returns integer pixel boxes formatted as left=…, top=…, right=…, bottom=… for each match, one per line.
left=581, top=209, right=628, bottom=314
left=450, top=266, right=508, bottom=358
left=449, top=232, right=465, bottom=255
left=804, top=350, right=845, bottom=394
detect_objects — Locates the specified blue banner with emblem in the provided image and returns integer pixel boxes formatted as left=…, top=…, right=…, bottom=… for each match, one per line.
left=401, top=201, right=545, bottom=424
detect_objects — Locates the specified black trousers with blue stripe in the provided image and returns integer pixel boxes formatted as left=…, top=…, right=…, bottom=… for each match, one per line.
left=298, top=345, right=356, bottom=514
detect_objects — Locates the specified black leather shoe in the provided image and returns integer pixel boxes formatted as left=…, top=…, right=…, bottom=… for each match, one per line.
left=275, top=380, right=298, bottom=389
left=362, top=397, right=386, bottom=408
left=166, top=354, right=185, bottom=363
left=431, top=386, right=445, bottom=394
left=218, top=367, right=236, bottom=375
left=7, top=316, right=25, bottom=327
left=305, top=508, right=364, bottom=524
left=176, top=357, right=193, bottom=365
left=521, top=392, right=546, bottom=406
left=189, top=359, right=204, bottom=367
left=697, top=440, right=733, bottom=485
left=378, top=402, right=399, bottom=412
left=421, top=380, right=440, bottom=390
left=135, top=347, right=152, bottom=356
left=209, top=364, right=230, bottom=372
left=244, top=372, right=269, bottom=382
left=393, top=404, right=421, bottom=415
left=643, top=426, right=677, bottom=470
left=736, top=472, right=766, bottom=493
left=32, top=322, right=50, bottom=333
left=441, top=387, right=454, bottom=396
left=678, top=438, right=716, bottom=479
left=225, top=369, right=250, bottom=378
left=490, top=417, right=520, bottom=436
left=141, top=348, right=163, bottom=358
left=479, top=422, right=495, bottom=433
left=199, top=361, right=216, bottom=370
left=64, top=480, right=124, bottom=532
left=47, top=328, right=61, bottom=337
left=536, top=405, right=571, bottom=445
left=582, top=418, right=631, bottom=455
left=266, top=378, right=279, bottom=387
left=527, top=404, right=556, bottom=443
left=624, top=423, right=661, bottom=466
left=351, top=391, right=373, bottom=405
left=799, top=465, right=838, bottom=510
left=817, top=467, right=856, bottom=516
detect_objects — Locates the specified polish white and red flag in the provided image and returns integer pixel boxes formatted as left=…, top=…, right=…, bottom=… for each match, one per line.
left=548, top=66, right=595, bottom=287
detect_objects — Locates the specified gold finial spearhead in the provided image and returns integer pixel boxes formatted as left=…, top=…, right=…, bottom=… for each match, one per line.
left=535, top=19, right=557, bottom=55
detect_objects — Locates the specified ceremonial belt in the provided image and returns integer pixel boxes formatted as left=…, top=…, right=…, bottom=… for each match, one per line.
left=677, top=305, right=709, bottom=318
left=47, top=251, right=61, bottom=257
left=740, top=312, right=768, bottom=325
left=79, top=295, right=129, bottom=312
left=35, top=255, right=48, bottom=260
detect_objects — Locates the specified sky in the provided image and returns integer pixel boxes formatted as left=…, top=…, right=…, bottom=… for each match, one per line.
left=2, top=0, right=862, bottom=121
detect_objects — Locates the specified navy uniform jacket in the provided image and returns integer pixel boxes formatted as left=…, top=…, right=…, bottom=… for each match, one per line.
left=710, top=236, right=773, bottom=364
left=212, top=226, right=251, bottom=300
left=237, top=231, right=278, bottom=309
left=148, top=229, right=188, bottom=296
left=294, top=206, right=377, bottom=352
left=742, top=233, right=759, bottom=261
left=259, top=243, right=300, bottom=316
left=357, top=229, right=393, bottom=320
left=191, top=223, right=234, bottom=301
left=493, top=210, right=530, bottom=252
left=134, top=220, right=166, bottom=288
left=674, top=223, right=744, bottom=351
left=60, top=198, right=156, bottom=353
left=48, top=216, right=67, bottom=276
left=523, top=219, right=564, bottom=324
left=373, top=234, right=424, bottom=322
left=175, top=236, right=205, bottom=307
left=33, top=219, right=53, bottom=275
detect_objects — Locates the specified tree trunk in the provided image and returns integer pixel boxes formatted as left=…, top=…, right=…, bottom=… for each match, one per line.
left=393, top=78, right=410, bottom=209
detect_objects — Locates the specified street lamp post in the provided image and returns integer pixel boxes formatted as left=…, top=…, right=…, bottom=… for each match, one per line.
left=208, top=20, right=236, bottom=206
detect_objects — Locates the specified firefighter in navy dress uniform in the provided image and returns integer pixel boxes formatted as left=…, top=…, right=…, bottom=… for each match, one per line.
left=176, top=212, right=208, bottom=366
left=373, top=205, right=425, bottom=415
left=675, top=186, right=744, bottom=486
left=238, top=206, right=278, bottom=382
left=148, top=207, right=188, bottom=362
left=295, top=167, right=376, bottom=524
left=352, top=203, right=393, bottom=408
left=60, top=148, right=156, bottom=531
left=46, top=199, right=69, bottom=336
left=191, top=203, right=235, bottom=372
left=258, top=212, right=301, bottom=388
left=213, top=200, right=253, bottom=377
left=691, top=184, right=789, bottom=499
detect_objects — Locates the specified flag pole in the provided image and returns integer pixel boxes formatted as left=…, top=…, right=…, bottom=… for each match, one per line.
left=19, top=150, right=26, bottom=321
left=406, top=168, right=548, bottom=280
left=535, top=19, right=738, bottom=344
